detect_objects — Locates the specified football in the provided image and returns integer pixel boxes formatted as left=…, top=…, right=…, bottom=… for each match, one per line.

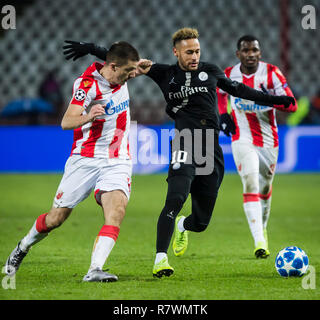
left=275, top=246, right=309, bottom=277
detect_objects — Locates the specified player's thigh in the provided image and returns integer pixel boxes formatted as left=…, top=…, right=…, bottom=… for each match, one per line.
left=258, top=147, right=278, bottom=194
left=53, top=155, right=99, bottom=209
left=192, top=146, right=225, bottom=194
left=166, top=163, right=195, bottom=202
left=232, top=142, right=259, bottom=176
left=232, top=142, right=260, bottom=193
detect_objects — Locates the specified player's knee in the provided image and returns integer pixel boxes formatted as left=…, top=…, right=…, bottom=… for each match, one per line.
left=165, top=192, right=187, bottom=213
left=114, top=204, right=126, bottom=219
left=243, top=173, right=259, bottom=194
left=260, top=183, right=271, bottom=196
left=101, top=190, right=128, bottom=226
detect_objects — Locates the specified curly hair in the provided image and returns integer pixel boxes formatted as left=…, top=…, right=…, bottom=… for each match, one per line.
left=172, top=28, right=199, bottom=47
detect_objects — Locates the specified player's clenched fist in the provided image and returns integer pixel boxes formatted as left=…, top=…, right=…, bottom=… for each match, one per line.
left=88, top=104, right=106, bottom=121
left=136, top=59, right=153, bottom=75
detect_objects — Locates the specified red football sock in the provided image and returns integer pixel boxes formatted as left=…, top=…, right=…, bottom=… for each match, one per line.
left=35, top=213, right=49, bottom=233
left=98, top=225, right=120, bottom=241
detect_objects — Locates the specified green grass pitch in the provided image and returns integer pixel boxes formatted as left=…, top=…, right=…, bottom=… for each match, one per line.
left=0, top=173, right=319, bottom=300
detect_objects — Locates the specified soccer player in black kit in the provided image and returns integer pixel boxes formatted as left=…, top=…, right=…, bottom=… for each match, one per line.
left=63, top=28, right=295, bottom=278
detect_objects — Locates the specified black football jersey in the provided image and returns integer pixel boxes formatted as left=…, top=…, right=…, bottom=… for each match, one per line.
left=147, top=62, right=224, bottom=130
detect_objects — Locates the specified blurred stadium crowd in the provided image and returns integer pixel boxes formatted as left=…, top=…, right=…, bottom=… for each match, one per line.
left=0, top=0, right=319, bottom=126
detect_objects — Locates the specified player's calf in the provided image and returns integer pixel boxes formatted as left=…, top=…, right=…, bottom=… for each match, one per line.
left=45, top=207, right=72, bottom=230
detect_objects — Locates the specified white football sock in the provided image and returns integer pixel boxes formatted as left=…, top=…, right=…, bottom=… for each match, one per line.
left=243, top=201, right=265, bottom=247
left=89, top=236, right=116, bottom=272
left=261, top=197, right=272, bottom=230
left=177, top=216, right=186, bottom=232
left=20, top=221, right=48, bottom=252
left=155, top=252, right=167, bottom=264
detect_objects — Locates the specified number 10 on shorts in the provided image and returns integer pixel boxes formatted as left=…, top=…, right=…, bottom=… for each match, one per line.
left=171, top=150, right=188, bottom=164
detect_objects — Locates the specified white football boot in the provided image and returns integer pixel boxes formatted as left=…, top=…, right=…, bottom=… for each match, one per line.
left=83, top=268, right=118, bottom=282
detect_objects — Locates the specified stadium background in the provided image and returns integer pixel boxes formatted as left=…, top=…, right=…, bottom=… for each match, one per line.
left=0, top=0, right=320, bottom=173
left=0, top=0, right=320, bottom=302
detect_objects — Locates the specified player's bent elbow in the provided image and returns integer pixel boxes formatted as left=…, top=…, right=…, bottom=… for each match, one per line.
left=61, top=119, right=73, bottom=130
left=61, top=120, right=68, bottom=130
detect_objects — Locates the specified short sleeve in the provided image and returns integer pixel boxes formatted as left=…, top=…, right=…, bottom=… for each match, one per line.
left=70, top=77, right=96, bottom=108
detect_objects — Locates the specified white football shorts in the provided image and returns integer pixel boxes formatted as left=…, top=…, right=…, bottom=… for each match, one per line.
left=231, top=141, right=278, bottom=178
left=53, top=155, right=132, bottom=208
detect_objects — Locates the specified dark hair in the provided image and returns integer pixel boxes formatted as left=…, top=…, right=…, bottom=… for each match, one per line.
left=237, top=35, right=260, bottom=50
left=106, top=41, right=139, bottom=66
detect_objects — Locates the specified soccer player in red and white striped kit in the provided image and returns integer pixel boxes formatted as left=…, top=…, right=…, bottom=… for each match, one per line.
left=217, top=35, right=297, bottom=258
left=5, top=41, right=139, bottom=282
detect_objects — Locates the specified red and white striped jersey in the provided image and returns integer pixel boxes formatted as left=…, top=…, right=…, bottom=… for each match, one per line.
left=69, top=62, right=130, bottom=159
left=217, top=61, right=296, bottom=148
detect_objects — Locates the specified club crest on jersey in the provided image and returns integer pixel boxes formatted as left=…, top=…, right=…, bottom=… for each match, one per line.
left=74, top=89, right=86, bottom=101
left=83, top=80, right=92, bottom=88
left=198, top=71, right=208, bottom=81
left=56, top=191, right=63, bottom=200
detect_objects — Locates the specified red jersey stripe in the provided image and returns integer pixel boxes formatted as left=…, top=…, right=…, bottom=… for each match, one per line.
left=242, top=75, right=264, bottom=147
left=80, top=119, right=106, bottom=157
left=267, top=64, right=275, bottom=89
left=110, top=84, right=121, bottom=94
left=95, top=79, right=103, bottom=100
left=231, top=109, right=240, bottom=142
left=71, top=127, right=83, bottom=155
left=268, top=109, right=279, bottom=147
left=245, top=113, right=264, bottom=147
left=217, top=66, right=233, bottom=114
left=224, top=66, right=233, bottom=78
left=109, top=111, right=127, bottom=158
left=217, top=88, right=228, bottom=114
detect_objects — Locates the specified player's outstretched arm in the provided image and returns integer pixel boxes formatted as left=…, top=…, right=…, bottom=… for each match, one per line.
left=260, top=84, right=297, bottom=112
left=217, top=77, right=295, bottom=109
left=61, top=104, right=106, bottom=130
left=136, top=59, right=153, bottom=76
left=63, top=40, right=108, bottom=61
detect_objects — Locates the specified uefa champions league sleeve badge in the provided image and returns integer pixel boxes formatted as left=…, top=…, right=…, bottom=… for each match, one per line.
left=74, top=89, right=86, bottom=101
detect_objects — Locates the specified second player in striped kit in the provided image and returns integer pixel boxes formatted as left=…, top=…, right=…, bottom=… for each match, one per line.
left=217, top=35, right=297, bottom=258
